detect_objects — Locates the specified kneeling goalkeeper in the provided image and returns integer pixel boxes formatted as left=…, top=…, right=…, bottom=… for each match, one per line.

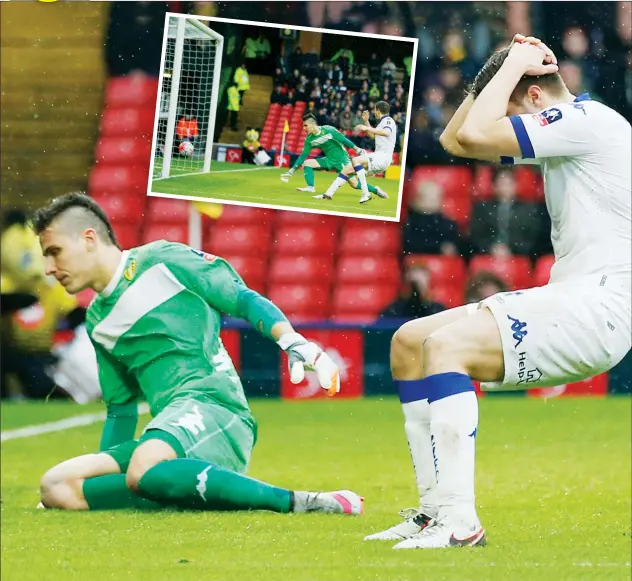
left=33, top=193, right=362, bottom=515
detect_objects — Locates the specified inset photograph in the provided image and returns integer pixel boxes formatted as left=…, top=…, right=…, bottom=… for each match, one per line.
left=149, top=14, right=417, bottom=221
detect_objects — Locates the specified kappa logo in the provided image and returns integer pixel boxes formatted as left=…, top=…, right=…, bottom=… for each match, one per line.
left=507, top=314, right=528, bottom=348
left=124, top=259, right=137, bottom=281
left=533, top=107, right=563, bottom=127
left=173, top=405, right=206, bottom=436
left=196, top=465, right=212, bottom=502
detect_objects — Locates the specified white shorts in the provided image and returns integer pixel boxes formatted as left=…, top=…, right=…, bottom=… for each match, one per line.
left=478, top=275, right=631, bottom=391
left=366, top=152, right=391, bottom=174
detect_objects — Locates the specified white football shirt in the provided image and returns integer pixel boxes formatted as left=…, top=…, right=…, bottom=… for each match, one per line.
left=502, top=94, right=631, bottom=286
left=374, top=115, right=397, bottom=157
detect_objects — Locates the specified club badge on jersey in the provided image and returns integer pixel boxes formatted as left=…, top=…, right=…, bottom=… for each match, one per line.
left=191, top=248, right=217, bottom=262
left=533, top=107, right=563, bottom=127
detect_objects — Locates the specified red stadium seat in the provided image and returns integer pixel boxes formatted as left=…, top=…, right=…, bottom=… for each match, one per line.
left=404, top=255, right=467, bottom=288
left=515, top=167, right=544, bottom=202
left=533, top=254, right=555, bottom=286
left=472, top=165, right=494, bottom=201
left=428, top=283, right=465, bottom=308
left=441, top=194, right=472, bottom=230
left=273, top=225, right=337, bottom=256
left=95, top=137, right=152, bottom=165
left=89, top=165, right=149, bottom=195
left=147, top=196, right=191, bottom=224
left=275, top=211, right=339, bottom=228
left=90, top=192, right=146, bottom=223
left=221, top=255, right=267, bottom=288
left=100, top=107, right=156, bottom=137
left=208, top=225, right=272, bottom=257
left=269, top=255, right=334, bottom=284
left=104, top=76, right=159, bottom=107
left=267, top=284, right=329, bottom=319
left=339, top=224, right=400, bottom=255
left=218, top=205, right=274, bottom=225
left=142, top=223, right=188, bottom=245
left=336, top=256, right=400, bottom=285
left=332, top=284, right=397, bottom=315
left=112, top=222, right=141, bottom=249
left=470, top=255, right=533, bottom=290
left=412, top=166, right=473, bottom=199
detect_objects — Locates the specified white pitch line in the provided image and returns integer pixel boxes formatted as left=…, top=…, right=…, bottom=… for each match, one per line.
left=153, top=166, right=279, bottom=181
left=1, top=403, right=150, bottom=442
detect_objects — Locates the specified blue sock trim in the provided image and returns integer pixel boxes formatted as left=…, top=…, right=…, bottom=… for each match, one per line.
left=354, top=165, right=364, bottom=173
left=337, top=173, right=349, bottom=181
left=396, top=379, right=429, bottom=404
left=425, top=372, right=475, bottom=403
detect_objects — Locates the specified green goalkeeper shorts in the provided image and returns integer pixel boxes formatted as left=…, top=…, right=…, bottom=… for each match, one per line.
left=314, top=156, right=351, bottom=172
left=104, top=397, right=256, bottom=474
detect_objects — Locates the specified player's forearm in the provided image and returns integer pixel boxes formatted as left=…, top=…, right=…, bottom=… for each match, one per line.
left=99, top=403, right=138, bottom=450
left=236, top=287, right=290, bottom=339
left=439, top=93, right=475, bottom=155
left=292, top=152, right=308, bottom=171
left=368, top=128, right=389, bottom=137
left=458, top=61, right=523, bottom=142
left=335, top=131, right=359, bottom=151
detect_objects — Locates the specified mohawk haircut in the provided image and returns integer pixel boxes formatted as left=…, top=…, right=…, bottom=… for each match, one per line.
left=470, top=47, right=566, bottom=101
left=375, top=101, right=390, bottom=115
left=302, top=112, right=317, bottom=123
left=32, top=192, right=119, bottom=247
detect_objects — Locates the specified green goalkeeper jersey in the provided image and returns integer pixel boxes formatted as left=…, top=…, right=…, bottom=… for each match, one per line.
left=292, top=125, right=357, bottom=171
left=85, top=240, right=284, bottom=424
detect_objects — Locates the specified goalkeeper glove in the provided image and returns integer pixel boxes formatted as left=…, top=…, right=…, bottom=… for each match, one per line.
left=355, top=148, right=367, bottom=157
left=280, top=169, right=295, bottom=182
left=277, top=332, right=341, bottom=396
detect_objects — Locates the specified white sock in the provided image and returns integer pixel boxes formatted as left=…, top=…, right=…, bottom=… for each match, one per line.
left=429, top=392, right=480, bottom=526
left=356, top=167, right=369, bottom=195
left=325, top=175, right=347, bottom=197
left=402, top=399, right=438, bottom=518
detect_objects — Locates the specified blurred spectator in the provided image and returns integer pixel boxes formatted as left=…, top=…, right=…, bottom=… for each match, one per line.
left=381, top=57, right=397, bottom=81
left=175, top=113, right=199, bottom=156
left=289, top=69, right=302, bottom=90
left=338, top=106, right=353, bottom=130
left=243, top=32, right=272, bottom=74
left=464, top=271, right=508, bottom=303
left=559, top=25, right=601, bottom=92
left=470, top=168, right=542, bottom=257
left=403, top=180, right=460, bottom=255
left=273, top=67, right=286, bottom=87
left=379, top=265, right=446, bottom=320
left=558, top=61, right=590, bottom=96
left=270, top=85, right=287, bottom=105
left=234, top=63, right=250, bottom=105
left=226, top=82, right=240, bottom=130
left=330, top=47, right=354, bottom=71
left=368, top=53, right=381, bottom=79
left=288, top=47, right=304, bottom=72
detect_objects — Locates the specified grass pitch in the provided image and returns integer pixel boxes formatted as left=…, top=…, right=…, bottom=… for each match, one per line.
left=2, top=397, right=630, bottom=581
left=151, top=161, right=401, bottom=220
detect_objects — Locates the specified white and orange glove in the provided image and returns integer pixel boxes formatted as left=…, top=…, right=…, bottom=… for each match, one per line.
left=277, top=332, right=340, bottom=396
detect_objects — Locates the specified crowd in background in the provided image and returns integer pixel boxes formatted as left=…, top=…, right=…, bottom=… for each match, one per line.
left=270, top=47, right=410, bottom=152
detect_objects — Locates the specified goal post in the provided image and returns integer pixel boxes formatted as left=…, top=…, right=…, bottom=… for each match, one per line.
left=152, top=14, right=224, bottom=180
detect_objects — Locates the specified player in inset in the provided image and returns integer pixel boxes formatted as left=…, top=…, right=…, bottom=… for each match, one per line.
left=365, top=35, right=631, bottom=549
left=281, top=113, right=387, bottom=200
left=33, top=193, right=363, bottom=515
left=319, top=101, right=395, bottom=204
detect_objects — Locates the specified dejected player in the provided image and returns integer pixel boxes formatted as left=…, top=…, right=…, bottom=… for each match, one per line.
left=34, top=193, right=363, bottom=516
left=365, top=35, right=631, bottom=549
left=320, top=102, right=395, bottom=204
left=281, top=113, right=387, bottom=201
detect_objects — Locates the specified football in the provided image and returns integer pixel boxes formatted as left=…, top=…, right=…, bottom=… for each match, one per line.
left=179, top=140, right=194, bottom=156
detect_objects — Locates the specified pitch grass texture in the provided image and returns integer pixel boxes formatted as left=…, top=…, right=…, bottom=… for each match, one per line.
left=152, top=161, right=401, bottom=219
left=2, top=397, right=630, bottom=581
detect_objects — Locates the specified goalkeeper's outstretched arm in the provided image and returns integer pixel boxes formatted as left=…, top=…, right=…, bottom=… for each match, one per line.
left=282, top=141, right=311, bottom=180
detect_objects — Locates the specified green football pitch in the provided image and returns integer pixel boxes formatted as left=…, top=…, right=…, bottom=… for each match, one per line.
left=151, top=161, right=402, bottom=220
left=2, top=397, right=630, bottom=581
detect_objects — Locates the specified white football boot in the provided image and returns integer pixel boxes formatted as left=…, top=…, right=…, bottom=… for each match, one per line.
left=393, top=519, right=487, bottom=549
left=364, top=508, right=433, bottom=541
left=374, top=186, right=389, bottom=199
left=292, top=490, right=363, bottom=515
left=297, top=186, right=316, bottom=193
left=359, top=192, right=372, bottom=204
left=312, top=193, right=332, bottom=200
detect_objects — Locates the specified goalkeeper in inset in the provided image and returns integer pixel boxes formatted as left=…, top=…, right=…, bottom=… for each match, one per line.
left=34, top=193, right=363, bottom=515
left=281, top=113, right=388, bottom=202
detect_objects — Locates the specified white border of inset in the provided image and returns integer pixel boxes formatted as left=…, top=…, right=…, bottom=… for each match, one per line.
left=148, top=13, right=419, bottom=223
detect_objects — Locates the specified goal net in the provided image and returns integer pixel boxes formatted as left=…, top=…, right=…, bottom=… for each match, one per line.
left=152, top=14, right=223, bottom=180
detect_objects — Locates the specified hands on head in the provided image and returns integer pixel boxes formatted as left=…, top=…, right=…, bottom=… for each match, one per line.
left=508, top=33, right=559, bottom=76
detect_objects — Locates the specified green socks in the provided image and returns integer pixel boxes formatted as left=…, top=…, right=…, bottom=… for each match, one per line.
left=303, top=166, right=315, bottom=187
left=137, top=459, right=293, bottom=513
left=83, top=474, right=162, bottom=510
left=352, top=181, right=377, bottom=194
